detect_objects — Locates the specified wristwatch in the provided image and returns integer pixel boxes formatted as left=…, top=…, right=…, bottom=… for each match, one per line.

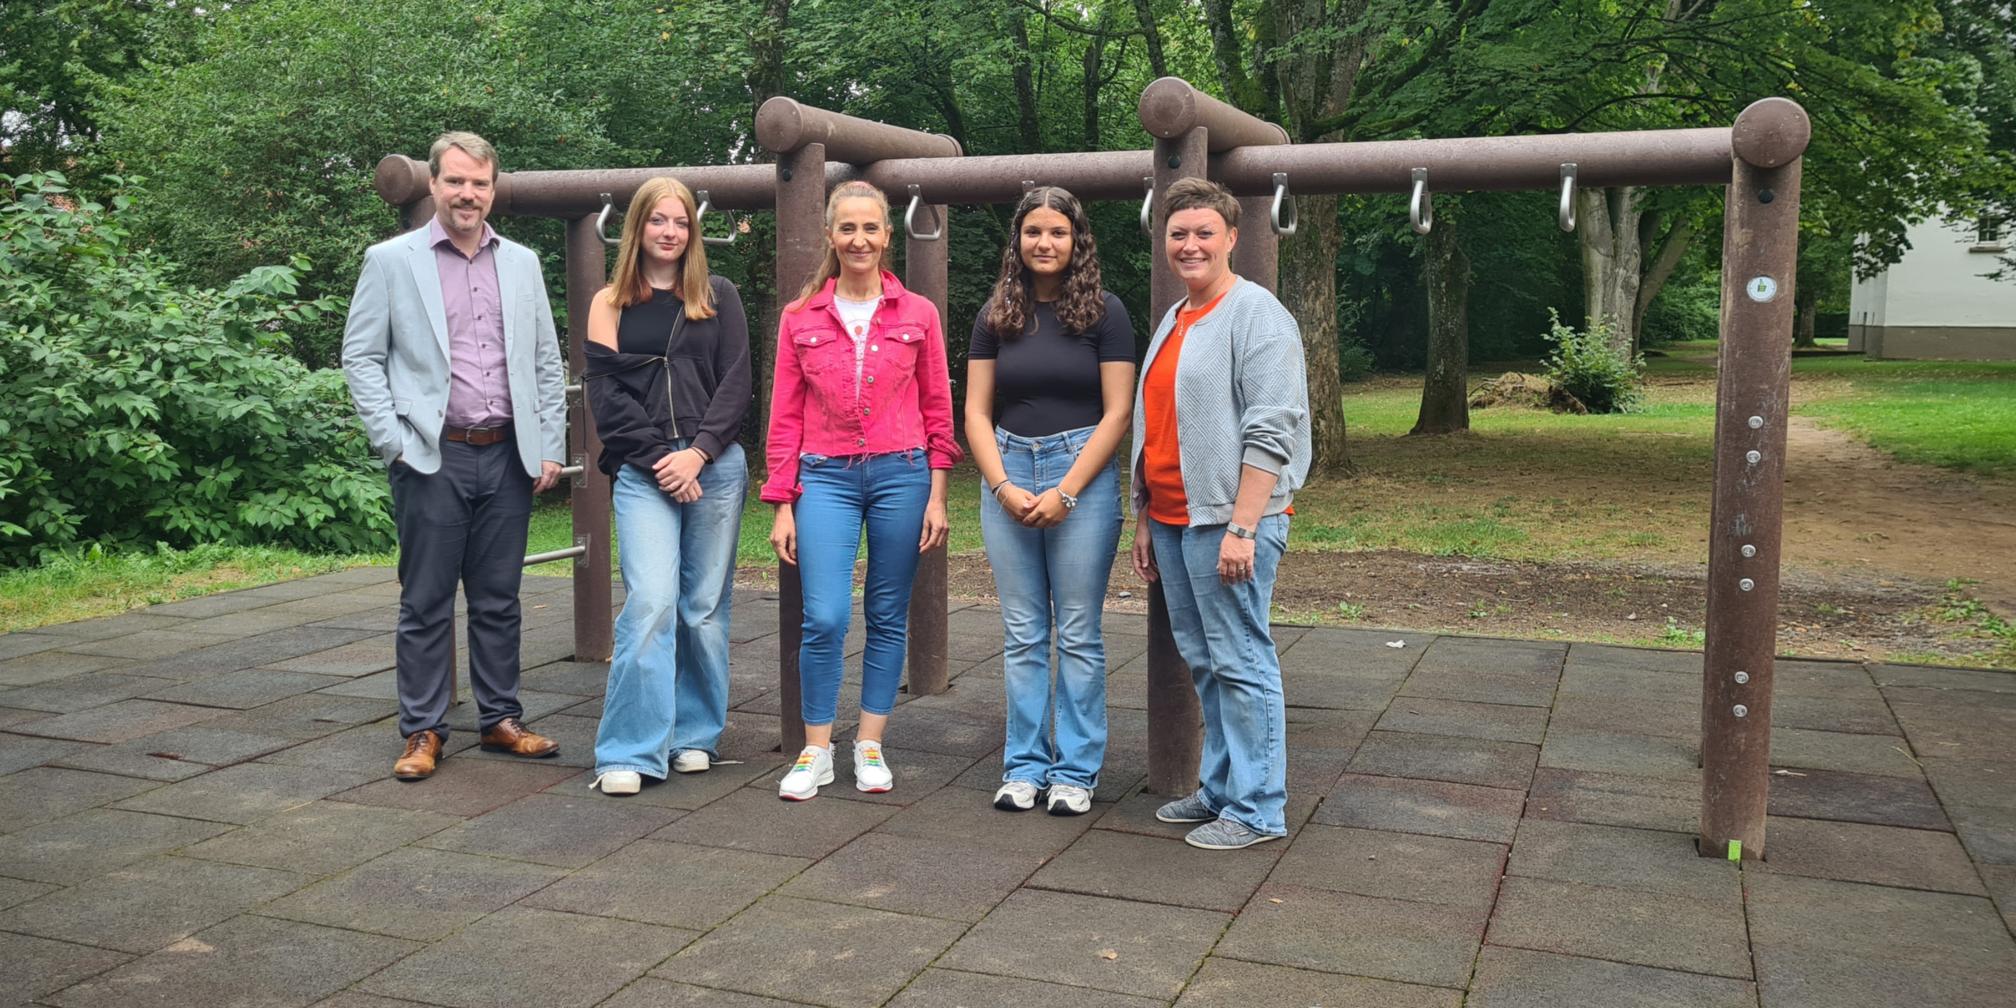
left=1225, top=521, right=1257, bottom=540
left=1057, top=488, right=1079, bottom=510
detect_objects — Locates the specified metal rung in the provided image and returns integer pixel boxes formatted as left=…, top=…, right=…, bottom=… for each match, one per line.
left=560, top=465, right=584, bottom=477
left=522, top=545, right=587, bottom=566
left=564, top=383, right=582, bottom=396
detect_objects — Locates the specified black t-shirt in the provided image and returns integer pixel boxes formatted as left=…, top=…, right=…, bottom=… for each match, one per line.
left=968, top=291, right=1134, bottom=436
left=615, top=287, right=683, bottom=354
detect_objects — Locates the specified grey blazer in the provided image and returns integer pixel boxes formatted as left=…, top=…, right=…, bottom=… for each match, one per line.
left=341, top=225, right=567, bottom=476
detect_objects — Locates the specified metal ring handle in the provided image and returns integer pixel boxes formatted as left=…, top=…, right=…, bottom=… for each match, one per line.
left=1271, top=172, right=1298, bottom=237
left=1558, top=163, right=1578, bottom=233
left=904, top=184, right=943, bottom=241
left=1140, top=176, right=1155, bottom=237
left=695, top=189, right=737, bottom=247
left=1409, top=169, right=1432, bottom=235
left=595, top=193, right=620, bottom=246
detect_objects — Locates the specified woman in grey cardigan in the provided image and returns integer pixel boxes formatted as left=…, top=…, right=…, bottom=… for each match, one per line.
left=1129, top=177, right=1311, bottom=850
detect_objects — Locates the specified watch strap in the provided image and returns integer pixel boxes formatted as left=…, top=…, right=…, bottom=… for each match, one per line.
left=1225, top=521, right=1257, bottom=540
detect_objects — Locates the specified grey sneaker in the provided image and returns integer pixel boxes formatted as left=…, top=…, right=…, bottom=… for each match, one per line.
left=993, top=780, right=1041, bottom=811
left=1154, top=789, right=1216, bottom=824
left=1185, top=816, right=1282, bottom=850
left=1046, top=783, right=1093, bottom=816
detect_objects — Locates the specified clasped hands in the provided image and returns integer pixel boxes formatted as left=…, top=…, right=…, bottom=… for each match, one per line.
left=652, top=447, right=708, bottom=502
left=993, top=482, right=1068, bottom=528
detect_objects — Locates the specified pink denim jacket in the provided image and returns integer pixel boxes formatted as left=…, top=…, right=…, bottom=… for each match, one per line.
left=761, top=271, right=961, bottom=503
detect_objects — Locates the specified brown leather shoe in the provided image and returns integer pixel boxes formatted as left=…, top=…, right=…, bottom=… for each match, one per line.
left=393, top=731, right=443, bottom=781
left=479, top=717, right=559, bottom=758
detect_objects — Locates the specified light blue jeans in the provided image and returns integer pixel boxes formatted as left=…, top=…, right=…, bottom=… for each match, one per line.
left=594, top=442, right=746, bottom=778
left=980, top=425, right=1123, bottom=789
left=1148, top=513, right=1290, bottom=836
left=795, top=449, right=931, bottom=725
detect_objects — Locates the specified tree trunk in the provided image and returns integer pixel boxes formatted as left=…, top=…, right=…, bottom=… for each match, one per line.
left=1580, top=186, right=1646, bottom=354
left=1793, top=284, right=1818, bottom=347
left=1081, top=13, right=1107, bottom=148
left=1131, top=0, right=1168, bottom=79
left=1634, top=212, right=1696, bottom=338
left=1412, top=202, right=1470, bottom=435
left=1280, top=193, right=1351, bottom=472
left=1012, top=16, right=1040, bottom=151
left=745, top=0, right=792, bottom=432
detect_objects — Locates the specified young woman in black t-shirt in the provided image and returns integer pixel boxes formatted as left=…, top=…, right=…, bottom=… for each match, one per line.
left=965, top=186, right=1135, bottom=815
left=581, top=177, right=752, bottom=797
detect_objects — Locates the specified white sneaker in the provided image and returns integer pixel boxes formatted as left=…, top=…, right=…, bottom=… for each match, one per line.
left=993, top=780, right=1041, bottom=811
left=590, top=770, right=641, bottom=796
left=672, top=750, right=711, bottom=774
left=1046, top=783, right=1093, bottom=816
left=853, top=739, right=894, bottom=793
left=778, top=746, right=834, bottom=801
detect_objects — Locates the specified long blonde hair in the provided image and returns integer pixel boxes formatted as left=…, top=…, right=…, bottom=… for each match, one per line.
left=791, top=180, right=893, bottom=308
left=608, top=176, right=716, bottom=320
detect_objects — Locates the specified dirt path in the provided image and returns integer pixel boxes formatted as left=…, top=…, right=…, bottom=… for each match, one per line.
left=923, top=415, right=2016, bottom=667
left=1780, top=417, right=2016, bottom=612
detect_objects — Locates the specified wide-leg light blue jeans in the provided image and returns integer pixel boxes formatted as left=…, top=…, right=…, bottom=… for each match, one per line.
left=593, top=442, right=746, bottom=779
left=794, top=449, right=931, bottom=725
left=1148, top=513, right=1290, bottom=836
left=979, top=425, right=1123, bottom=789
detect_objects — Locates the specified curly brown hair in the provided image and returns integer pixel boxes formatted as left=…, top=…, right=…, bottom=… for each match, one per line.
left=983, top=186, right=1106, bottom=339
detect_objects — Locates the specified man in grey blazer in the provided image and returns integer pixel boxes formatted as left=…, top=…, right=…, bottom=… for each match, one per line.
left=342, top=131, right=567, bottom=780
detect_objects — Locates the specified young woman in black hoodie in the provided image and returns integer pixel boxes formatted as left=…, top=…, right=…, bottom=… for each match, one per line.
left=583, top=177, right=752, bottom=796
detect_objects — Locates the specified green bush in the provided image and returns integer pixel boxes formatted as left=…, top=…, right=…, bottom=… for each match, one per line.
left=1640, top=280, right=1720, bottom=345
left=0, top=172, right=394, bottom=565
left=1338, top=340, right=1376, bottom=382
left=1541, top=309, right=1645, bottom=414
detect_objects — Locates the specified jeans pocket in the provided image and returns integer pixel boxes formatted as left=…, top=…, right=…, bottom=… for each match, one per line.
left=800, top=453, right=829, bottom=468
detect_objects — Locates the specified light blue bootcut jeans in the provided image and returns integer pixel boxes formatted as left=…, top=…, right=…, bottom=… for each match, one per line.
left=1147, top=513, right=1291, bottom=836
left=593, top=442, right=746, bottom=779
left=979, top=425, right=1123, bottom=789
left=794, top=449, right=931, bottom=726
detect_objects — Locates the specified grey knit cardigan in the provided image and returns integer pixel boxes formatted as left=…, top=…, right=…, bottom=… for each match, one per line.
left=1129, top=278, right=1312, bottom=526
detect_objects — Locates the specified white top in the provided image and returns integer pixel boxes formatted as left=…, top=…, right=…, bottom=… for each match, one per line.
left=834, top=294, right=880, bottom=391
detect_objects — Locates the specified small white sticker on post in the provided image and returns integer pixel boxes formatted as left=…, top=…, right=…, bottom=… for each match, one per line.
left=1746, top=276, right=1778, bottom=302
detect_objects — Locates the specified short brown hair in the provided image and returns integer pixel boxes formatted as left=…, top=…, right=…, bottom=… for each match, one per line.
left=1163, top=177, right=1239, bottom=229
left=428, top=131, right=499, bottom=179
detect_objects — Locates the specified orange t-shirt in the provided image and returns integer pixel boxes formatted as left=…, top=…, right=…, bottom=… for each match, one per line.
left=1141, top=290, right=1228, bottom=525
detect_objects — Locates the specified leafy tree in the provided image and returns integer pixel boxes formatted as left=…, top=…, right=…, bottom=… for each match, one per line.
left=0, top=172, right=391, bottom=565
left=0, top=1, right=203, bottom=173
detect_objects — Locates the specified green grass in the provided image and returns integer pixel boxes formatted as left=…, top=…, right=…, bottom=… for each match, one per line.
left=1792, top=359, right=2016, bottom=478
left=10, top=348, right=2012, bottom=632
left=0, top=543, right=376, bottom=632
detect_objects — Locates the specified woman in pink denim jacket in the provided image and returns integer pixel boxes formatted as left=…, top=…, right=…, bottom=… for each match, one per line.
left=763, top=180, right=961, bottom=801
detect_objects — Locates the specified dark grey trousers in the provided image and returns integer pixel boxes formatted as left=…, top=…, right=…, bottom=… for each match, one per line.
left=389, top=439, right=533, bottom=740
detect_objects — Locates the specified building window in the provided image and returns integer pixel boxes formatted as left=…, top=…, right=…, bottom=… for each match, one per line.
left=1974, top=216, right=2007, bottom=253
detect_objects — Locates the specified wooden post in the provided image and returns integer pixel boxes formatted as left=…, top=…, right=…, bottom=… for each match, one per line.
left=1144, top=126, right=1209, bottom=797
left=564, top=216, right=614, bottom=662
left=772, top=143, right=827, bottom=754
left=905, top=198, right=951, bottom=697
left=1699, top=98, right=1809, bottom=861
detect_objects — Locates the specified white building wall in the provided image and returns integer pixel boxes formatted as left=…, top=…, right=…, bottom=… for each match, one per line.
left=1848, top=214, right=2014, bottom=359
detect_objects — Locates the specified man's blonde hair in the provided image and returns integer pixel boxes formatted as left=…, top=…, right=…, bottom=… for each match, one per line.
left=428, top=131, right=499, bottom=179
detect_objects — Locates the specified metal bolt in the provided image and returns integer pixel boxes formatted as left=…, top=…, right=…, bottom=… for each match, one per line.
left=779, top=165, right=793, bottom=182
left=1746, top=450, right=1762, bottom=464
left=1167, top=154, right=1183, bottom=169
left=1741, top=544, right=1756, bottom=558
left=1748, top=415, right=1763, bottom=429
left=1759, top=189, right=1775, bottom=204
left=1735, top=671, right=1750, bottom=684
left=1733, top=704, right=1749, bottom=718
left=1740, top=578, right=1755, bottom=591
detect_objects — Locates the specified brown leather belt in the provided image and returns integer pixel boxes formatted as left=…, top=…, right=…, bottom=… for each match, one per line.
left=442, top=422, right=513, bottom=446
